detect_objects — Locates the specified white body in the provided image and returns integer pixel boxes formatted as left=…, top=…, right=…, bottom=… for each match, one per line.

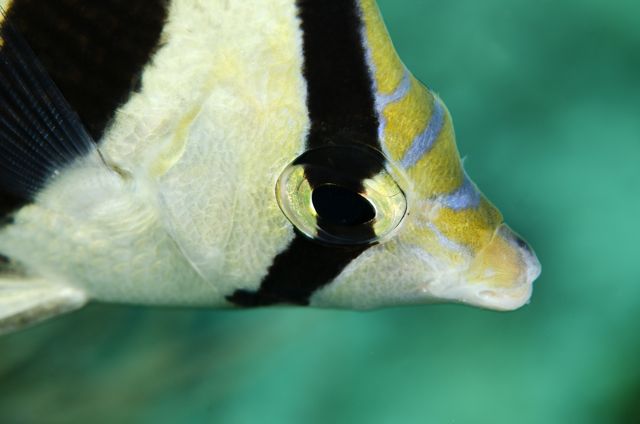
left=0, top=0, right=309, bottom=306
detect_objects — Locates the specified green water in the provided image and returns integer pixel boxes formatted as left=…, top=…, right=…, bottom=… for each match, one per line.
left=1, top=0, right=639, bottom=422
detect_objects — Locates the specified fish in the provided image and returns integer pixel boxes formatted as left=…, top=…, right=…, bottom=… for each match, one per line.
left=0, top=0, right=541, bottom=335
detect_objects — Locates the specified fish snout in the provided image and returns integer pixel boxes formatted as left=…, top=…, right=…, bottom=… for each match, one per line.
left=458, top=224, right=541, bottom=310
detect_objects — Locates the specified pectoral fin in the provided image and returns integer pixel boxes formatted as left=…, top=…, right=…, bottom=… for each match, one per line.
left=0, top=276, right=87, bottom=335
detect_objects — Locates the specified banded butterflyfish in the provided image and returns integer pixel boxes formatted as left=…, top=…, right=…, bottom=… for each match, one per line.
left=0, top=0, right=540, bottom=335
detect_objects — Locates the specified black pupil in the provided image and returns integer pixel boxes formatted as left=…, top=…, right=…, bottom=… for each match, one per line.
left=311, top=185, right=376, bottom=226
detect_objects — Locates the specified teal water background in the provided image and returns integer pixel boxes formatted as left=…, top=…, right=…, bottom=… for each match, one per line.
left=1, top=0, right=639, bottom=422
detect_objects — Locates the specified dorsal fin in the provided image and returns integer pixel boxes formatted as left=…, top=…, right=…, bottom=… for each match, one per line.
left=0, top=1, right=169, bottom=218
left=0, top=9, right=96, bottom=201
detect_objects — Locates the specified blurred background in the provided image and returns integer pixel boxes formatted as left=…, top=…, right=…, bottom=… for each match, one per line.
left=1, top=0, right=639, bottom=422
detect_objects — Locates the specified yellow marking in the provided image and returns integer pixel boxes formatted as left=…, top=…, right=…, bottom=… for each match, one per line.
left=359, top=0, right=404, bottom=95
left=148, top=53, right=245, bottom=178
left=360, top=0, right=466, bottom=199
left=381, top=78, right=464, bottom=197
left=407, top=102, right=465, bottom=197
left=150, top=105, right=200, bottom=177
left=401, top=218, right=468, bottom=266
left=465, top=229, right=524, bottom=288
left=433, top=197, right=503, bottom=253
left=382, top=76, right=433, bottom=161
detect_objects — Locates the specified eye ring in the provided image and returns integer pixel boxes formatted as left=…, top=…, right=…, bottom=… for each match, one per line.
left=276, top=145, right=407, bottom=246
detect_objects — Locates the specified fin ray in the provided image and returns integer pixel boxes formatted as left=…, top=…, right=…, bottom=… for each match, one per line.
left=0, top=62, right=70, bottom=163
left=0, top=275, right=87, bottom=335
left=0, top=7, right=96, bottom=202
left=0, top=46, right=74, bottom=163
left=1, top=25, right=83, bottom=159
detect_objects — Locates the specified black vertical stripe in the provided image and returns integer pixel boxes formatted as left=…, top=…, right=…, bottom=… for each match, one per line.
left=227, top=235, right=367, bottom=306
left=0, top=0, right=168, bottom=220
left=300, top=0, right=382, bottom=185
left=4, top=0, right=169, bottom=140
left=301, top=0, right=379, bottom=149
left=227, top=0, right=381, bottom=307
left=0, top=193, right=21, bottom=220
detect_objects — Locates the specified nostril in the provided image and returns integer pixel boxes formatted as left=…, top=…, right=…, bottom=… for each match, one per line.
left=497, top=224, right=535, bottom=256
left=514, top=235, right=531, bottom=253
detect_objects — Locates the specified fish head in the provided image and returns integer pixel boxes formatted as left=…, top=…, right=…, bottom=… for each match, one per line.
left=274, top=0, right=538, bottom=311
left=287, top=82, right=541, bottom=311
left=259, top=0, right=541, bottom=311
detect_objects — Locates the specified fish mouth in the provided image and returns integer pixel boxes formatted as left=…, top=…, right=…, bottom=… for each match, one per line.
left=426, top=224, right=541, bottom=311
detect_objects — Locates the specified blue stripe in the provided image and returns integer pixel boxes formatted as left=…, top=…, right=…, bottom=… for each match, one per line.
left=375, top=70, right=411, bottom=111
left=375, top=70, right=411, bottom=142
left=426, top=222, right=467, bottom=253
left=439, top=174, right=481, bottom=210
left=400, top=96, right=445, bottom=169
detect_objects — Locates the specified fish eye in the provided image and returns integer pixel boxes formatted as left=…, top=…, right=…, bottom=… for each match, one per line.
left=311, top=184, right=376, bottom=226
left=276, top=145, right=407, bottom=245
